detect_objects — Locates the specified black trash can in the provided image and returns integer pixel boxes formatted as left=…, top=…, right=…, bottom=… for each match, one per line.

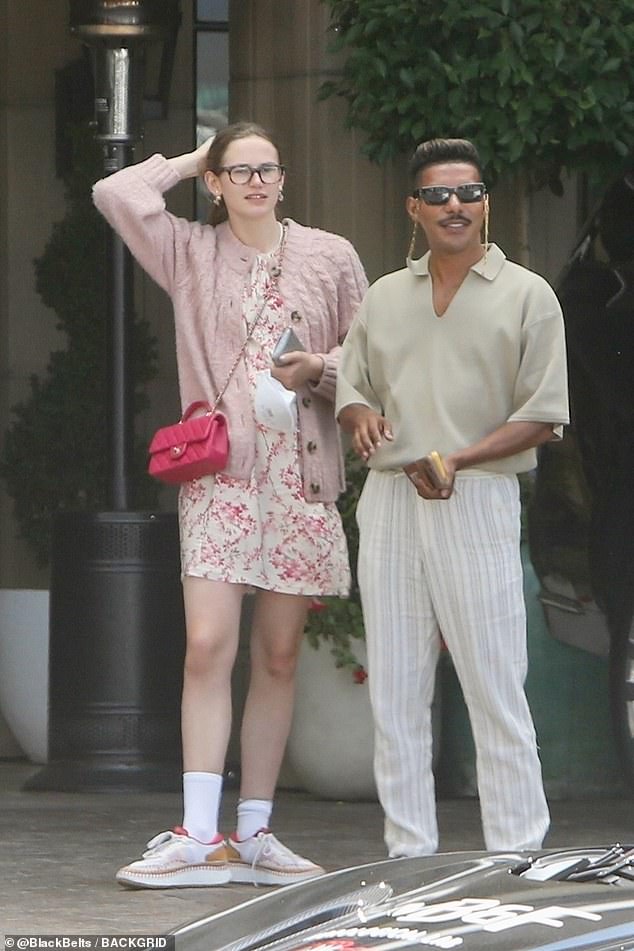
left=26, top=510, right=185, bottom=792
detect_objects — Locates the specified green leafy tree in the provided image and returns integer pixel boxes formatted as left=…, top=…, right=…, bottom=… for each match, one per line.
left=320, top=0, right=634, bottom=191
left=0, top=127, right=159, bottom=567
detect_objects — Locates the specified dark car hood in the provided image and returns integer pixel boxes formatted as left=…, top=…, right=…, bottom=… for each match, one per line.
left=173, top=846, right=634, bottom=951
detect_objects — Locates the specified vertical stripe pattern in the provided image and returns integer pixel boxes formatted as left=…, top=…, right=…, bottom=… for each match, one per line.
left=357, top=470, right=550, bottom=857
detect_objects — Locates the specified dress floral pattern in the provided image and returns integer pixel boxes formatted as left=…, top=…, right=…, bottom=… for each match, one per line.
left=179, top=246, right=350, bottom=597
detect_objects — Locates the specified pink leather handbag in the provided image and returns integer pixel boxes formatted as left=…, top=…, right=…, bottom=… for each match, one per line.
left=148, top=400, right=229, bottom=484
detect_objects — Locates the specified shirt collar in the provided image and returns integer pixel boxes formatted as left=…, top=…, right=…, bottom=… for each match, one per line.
left=406, top=243, right=506, bottom=281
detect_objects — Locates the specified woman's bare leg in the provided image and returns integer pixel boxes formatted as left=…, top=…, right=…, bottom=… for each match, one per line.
left=239, top=590, right=311, bottom=799
left=181, top=577, right=246, bottom=772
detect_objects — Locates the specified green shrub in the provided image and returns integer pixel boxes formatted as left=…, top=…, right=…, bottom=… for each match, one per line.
left=305, top=452, right=368, bottom=673
left=0, top=127, right=159, bottom=567
left=321, top=0, right=634, bottom=190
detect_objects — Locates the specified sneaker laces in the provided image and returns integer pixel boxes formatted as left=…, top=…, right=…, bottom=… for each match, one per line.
left=249, top=831, right=309, bottom=870
left=142, top=829, right=185, bottom=859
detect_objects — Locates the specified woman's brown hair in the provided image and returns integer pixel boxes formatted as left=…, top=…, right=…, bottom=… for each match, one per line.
left=205, top=121, right=282, bottom=226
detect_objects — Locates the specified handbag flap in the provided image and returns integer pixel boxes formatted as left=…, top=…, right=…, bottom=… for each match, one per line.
left=148, top=412, right=225, bottom=455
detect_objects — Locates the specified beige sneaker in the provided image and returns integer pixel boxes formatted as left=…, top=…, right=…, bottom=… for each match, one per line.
left=116, top=826, right=230, bottom=888
left=227, top=828, right=324, bottom=886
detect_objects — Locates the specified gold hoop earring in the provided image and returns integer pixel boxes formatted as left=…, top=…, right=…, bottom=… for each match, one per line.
left=482, top=195, right=489, bottom=261
left=407, top=220, right=419, bottom=259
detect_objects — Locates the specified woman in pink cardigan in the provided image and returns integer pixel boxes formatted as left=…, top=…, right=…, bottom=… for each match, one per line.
left=93, top=122, right=368, bottom=889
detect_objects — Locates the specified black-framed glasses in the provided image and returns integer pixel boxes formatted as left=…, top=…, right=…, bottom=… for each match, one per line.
left=218, top=163, right=285, bottom=185
left=412, top=182, right=486, bottom=205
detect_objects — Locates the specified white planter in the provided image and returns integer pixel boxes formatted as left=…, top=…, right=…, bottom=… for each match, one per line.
left=0, top=590, right=49, bottom=763
left=0, top=710, right=22, bottom=757
left=287, top=640, right=377, bottom=800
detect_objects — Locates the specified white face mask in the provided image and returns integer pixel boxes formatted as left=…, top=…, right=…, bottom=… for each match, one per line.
left=254, top=370, right=298, bottom=433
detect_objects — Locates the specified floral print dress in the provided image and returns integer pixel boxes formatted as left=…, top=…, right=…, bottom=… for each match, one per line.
left=178, top=248, right=350, bottom=597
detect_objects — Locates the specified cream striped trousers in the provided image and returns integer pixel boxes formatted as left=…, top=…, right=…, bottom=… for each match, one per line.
left=357, top=469, right=550, bottom=857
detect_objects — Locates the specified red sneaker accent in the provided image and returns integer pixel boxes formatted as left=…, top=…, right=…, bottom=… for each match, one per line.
left=172, top=825, right=224, bottom=845
left=231, top=827, right=271, bottom=843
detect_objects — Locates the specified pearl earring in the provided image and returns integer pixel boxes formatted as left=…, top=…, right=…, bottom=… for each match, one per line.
left=213, top=193, right=222, bottom=207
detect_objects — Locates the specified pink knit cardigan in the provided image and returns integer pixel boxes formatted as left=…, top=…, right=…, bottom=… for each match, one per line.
left=93, top=154, right=368, bottom=502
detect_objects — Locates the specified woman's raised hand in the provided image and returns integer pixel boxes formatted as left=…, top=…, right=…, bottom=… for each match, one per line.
left=193, top=136, right=216, bottom=176
left=167, top=135, right=216, bottom=181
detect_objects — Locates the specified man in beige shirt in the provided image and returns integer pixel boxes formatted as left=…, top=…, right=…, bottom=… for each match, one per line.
left=337, top=138, right=569, bottom=858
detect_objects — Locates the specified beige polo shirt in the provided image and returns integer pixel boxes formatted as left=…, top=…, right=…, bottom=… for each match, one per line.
left=336, top=244, right=569, bottom=474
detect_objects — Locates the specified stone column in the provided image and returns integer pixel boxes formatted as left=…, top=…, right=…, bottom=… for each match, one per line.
left=229, top=0, right=410, bottom=283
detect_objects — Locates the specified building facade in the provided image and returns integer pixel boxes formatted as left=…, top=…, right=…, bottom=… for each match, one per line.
left=0, top=0, right=578, bottom=587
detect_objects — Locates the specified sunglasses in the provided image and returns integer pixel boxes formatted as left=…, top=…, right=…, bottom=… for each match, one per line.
left=412, top=182, right=487, bottom=205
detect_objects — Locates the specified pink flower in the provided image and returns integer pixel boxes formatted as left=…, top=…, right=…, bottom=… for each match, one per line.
left=353, top=665, right=368, bottom=685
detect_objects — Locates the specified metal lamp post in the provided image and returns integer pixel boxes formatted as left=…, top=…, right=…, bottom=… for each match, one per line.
left=26, top=0, right=185, bottom=792
left=71, top=0, right=182, bottom=507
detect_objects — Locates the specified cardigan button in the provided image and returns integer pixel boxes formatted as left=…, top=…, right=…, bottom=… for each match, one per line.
left=310, top=482, right=320, bottom=494
left=290, top=310, right=302, bottom=322
left=306, top=440, right=317, bottom=453
left=302, top=396, right=312, bottom=408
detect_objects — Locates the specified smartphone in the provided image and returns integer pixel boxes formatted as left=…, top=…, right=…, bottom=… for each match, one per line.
left=271, top=327, right=306, bottom=366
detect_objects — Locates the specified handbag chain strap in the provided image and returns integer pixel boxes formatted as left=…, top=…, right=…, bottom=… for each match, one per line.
left=209, top=222, right=288, bottom=415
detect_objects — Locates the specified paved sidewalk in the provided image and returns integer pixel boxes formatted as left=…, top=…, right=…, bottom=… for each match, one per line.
left=1, top=760, right=632, bottom=938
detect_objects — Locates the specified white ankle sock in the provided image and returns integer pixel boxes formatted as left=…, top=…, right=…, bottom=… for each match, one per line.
left=182, top=771, right=223, bottom=842
left=236, top=798, right=273, bottom=840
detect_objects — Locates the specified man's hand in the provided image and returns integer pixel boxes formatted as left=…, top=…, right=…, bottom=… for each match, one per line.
left=338, top=404, right=393, bottom=461
left=402, top=420, right=556, bottom=500
left=404, top=453, right=456, bottom=500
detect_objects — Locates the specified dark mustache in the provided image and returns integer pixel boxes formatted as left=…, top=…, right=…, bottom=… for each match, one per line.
left=440, top=214, right=471, bottom=225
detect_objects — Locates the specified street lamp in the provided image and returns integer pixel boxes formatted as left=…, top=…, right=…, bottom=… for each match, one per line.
left=70, top=0, right=182, bottom=507
left=26, top=1, right=184, bottom=793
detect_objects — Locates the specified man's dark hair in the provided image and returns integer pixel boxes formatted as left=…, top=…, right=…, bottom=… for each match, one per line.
left=409, top=138, right=483, bottom=181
